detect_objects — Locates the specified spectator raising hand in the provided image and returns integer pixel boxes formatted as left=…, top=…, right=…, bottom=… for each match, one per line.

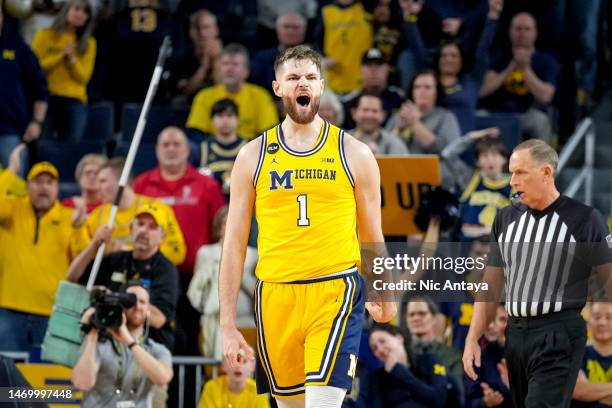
left=0, top=158, right=77, bottom=352
left=488, top=0, right=503, bottom=19
left=442, top=17, right=462, bottom=36
left=398, top=0, right=423, bottom=18
left=7, top=144, right=26, bottom=176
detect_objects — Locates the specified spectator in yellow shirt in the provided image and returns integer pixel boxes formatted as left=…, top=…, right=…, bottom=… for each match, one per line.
left=70, top=157, right=186, bottom=266
left=198, top=358, right=270, bottom=408
left=32, top=0, right=96, bottom=142
left=0, top=145, right=79, bottom=351
left=315, top=0, right=373, bottom=94
left=186, top=43, right=279, bottom=139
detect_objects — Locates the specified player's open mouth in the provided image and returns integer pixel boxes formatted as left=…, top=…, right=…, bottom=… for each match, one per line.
left=297, top=95, right=311, bottom=107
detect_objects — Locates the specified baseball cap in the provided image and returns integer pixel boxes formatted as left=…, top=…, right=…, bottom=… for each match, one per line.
left=27, top=162, right=59, bottom=181
left=362, top=48, right=386, bottom=65
left=134, top=203, right=165, bottom=230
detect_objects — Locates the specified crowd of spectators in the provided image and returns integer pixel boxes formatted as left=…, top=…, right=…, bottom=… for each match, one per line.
left=0, top=0, right=611, bottom=406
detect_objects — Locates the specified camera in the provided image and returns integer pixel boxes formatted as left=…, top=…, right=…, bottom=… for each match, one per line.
left=89, top=289, right=137, bottom=331
left=413, top=186, right=460, bottom=233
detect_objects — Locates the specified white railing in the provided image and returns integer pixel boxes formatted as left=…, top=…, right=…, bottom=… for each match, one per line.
left=0, top=351, right=29, bottom=362
left=557, top=118, right=595, bottom=205
left=172, top=356, right=221, bottom=408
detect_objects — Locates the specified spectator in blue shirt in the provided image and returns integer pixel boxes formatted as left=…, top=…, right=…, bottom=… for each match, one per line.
left=418, top=0, right=488, bottom=49
left=251, top=13, right=307, bottom=94
left=400, top=0, right=503, bottom=134
left=465, top=304, right=512, bottom=408
left=572, top=301, right=612, bottom=407
left=355, top=323, right=449, bottom=408
left=480, top=12, right=559, bottom=142
left=0, top=6, right=48, bottom=175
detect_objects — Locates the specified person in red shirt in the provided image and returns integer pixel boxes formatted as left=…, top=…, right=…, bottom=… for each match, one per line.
left=133, top=126, right=224, bottom=354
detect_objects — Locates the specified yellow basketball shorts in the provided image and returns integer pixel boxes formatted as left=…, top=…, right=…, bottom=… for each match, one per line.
left=254, top=269, right=365, bottom=399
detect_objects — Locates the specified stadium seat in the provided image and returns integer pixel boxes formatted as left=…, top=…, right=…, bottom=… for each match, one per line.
left=58, top=182, right=81, bottom=201
left=120, top=104, right=189, bottom=144
left=36, top=140, right=105, bottom=183
left=83, top=101, right=115, bottom=143
left=114, top=142, right=157, bottom=177
left=475, top=114, right=522, bottom=152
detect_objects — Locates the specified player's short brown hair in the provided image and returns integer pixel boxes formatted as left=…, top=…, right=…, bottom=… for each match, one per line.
left=274, top=45, right=322, bottom=76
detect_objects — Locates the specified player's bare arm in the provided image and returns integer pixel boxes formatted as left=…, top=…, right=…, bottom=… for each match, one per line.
left=344, top=132, right=397, bottom=323
left=219, top=137, right=261, bottom=367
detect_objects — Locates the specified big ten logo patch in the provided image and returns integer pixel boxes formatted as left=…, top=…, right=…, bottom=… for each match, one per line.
left=267, top=143, right=280, bottom=154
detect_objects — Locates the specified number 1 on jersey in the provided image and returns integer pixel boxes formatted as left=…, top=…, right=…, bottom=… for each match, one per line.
left=297, top=194, right=310, bottom=226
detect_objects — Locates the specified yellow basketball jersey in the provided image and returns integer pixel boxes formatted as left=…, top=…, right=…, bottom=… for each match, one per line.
left=322, top=3, right=373, bottom=94
left=254, top=121, right=360, bottom=282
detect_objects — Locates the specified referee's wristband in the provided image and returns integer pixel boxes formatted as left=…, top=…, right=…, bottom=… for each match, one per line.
left=127, top=341, right=139, bottom=350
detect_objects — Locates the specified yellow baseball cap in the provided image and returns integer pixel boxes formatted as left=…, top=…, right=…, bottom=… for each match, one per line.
left=134, top=203, right=165, bottom=230
left=27, top=161, right=59, bottom=181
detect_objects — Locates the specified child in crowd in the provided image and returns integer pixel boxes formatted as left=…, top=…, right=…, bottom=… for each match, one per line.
left=442, top=132, right=512, bottom=241
left=465, top=304, right=511, bottom=408
left=198, top=358, right=270, bottom=408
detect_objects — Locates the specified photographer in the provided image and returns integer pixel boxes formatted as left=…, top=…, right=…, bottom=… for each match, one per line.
left=66, top=203, right=179, bottom=351
left=72, top=284, right=173, bottom=408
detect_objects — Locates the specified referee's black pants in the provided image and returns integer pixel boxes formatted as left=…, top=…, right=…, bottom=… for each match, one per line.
left=505, top=309, right=586, bottom=408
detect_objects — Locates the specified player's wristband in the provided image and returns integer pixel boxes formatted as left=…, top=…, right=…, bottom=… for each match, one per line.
left=127, top=341, right=138, bottom=350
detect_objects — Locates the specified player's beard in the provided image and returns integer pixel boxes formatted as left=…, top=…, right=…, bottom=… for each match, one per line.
left=283, top=94, right=320, bottom=125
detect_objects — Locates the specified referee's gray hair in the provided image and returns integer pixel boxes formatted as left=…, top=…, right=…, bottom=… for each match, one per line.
left=513, top=139, right=559, bottom=175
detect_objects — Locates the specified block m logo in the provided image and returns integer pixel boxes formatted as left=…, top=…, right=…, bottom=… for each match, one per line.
left=269, top=170, right=294, bottom=191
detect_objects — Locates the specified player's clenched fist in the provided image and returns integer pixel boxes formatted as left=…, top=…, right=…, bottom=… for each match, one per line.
left=222, top=326, right=255, bottom=368
left=366, top=301, right=397, bottom=323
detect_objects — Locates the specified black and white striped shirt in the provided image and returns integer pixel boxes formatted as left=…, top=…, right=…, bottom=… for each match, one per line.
left=488, top=195, right=612, bottom=317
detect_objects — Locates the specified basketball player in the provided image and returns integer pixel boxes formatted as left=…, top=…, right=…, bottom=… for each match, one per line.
left=219, top=45, right=396, bottom=408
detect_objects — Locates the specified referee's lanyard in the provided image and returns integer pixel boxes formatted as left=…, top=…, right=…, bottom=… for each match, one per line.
left=113, top=338, right=141, bottom=407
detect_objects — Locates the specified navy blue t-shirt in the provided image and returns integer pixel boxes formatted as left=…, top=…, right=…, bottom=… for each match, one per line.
left=0, top=26, right=48, bottom=135
left=575, top=345, right=612, bottom=408
left=481, top=50, right=558, bottom=113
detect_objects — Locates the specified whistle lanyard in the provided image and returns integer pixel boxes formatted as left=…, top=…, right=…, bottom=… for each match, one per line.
left=113, top=339, right=141, bottom=396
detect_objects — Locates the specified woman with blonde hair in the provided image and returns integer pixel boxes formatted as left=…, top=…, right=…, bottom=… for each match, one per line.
left=32, top=0, right=96, bottom=143
left=62, top=153, right=106, bottom=215
left=188, top=206, right=258, bottom=359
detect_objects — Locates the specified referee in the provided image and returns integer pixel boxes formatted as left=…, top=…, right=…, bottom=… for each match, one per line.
left=463, top=139, right=612, bottom=407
